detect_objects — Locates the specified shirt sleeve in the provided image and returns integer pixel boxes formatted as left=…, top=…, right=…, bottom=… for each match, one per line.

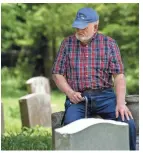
left=52, top=39, right=67, bottom=75
left=109, top=40, right=124, bottom=74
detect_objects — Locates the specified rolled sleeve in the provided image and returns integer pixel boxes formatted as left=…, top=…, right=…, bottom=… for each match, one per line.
left=52, top=40, right=67, bottom=75
left=109, top=40, right=124, bottom=74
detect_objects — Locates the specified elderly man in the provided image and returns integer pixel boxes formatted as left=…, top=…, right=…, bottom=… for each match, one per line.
left=52, top=7, right=136, bottom=150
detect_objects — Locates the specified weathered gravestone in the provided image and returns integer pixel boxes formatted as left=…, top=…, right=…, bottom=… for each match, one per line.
left=55, top=118, right=129, bottom=150
left=26, top=76, right=50, bottom=94
left=19, top=93, right=51, bottom=128
left=126, top=95, right=139, bottom=135
left=136, top=135, right=139, bottom=150
left=1, top=102, right=4, bottom=134
left=52, top=111, right=65, bottom=150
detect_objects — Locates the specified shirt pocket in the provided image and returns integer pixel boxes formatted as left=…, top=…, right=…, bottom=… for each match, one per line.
left=94, top=56, right=109, bottom=70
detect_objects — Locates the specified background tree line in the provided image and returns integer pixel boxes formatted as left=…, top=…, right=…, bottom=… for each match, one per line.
left=1, top=3, right=139, bottom=94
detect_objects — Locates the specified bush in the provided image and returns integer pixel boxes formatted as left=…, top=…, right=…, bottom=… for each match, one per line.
left=126, top=68, right=139, bottom=94
left=1, top=126, right=52, bottom=150
left=1, top=64, right=32, bottom=97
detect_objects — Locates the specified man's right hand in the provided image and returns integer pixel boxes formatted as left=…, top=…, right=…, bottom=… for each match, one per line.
left=67, top=91, right=84, bottom=104
left=52, top=74, right=84, bottom=103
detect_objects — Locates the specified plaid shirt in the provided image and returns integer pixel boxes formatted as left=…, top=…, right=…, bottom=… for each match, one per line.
left=52, top=32, right=124, bottom=92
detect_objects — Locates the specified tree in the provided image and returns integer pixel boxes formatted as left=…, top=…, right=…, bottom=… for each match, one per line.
left=1, top=3, right=139, bottom=94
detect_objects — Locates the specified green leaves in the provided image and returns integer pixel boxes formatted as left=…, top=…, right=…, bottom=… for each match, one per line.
left=1, top=3, right=139, bottom=94
left=1, top=126, right=52, bottom=150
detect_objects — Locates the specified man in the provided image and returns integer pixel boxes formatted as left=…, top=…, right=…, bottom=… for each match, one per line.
left=52, top=7, right=136, bottom=150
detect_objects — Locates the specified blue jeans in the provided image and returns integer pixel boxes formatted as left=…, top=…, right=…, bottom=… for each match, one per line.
left=63, top=88, right=136, bottom=150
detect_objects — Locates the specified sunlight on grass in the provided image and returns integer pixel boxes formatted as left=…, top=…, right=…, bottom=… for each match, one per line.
left=51, top=90, right=65, bottom=112
left=2, top=90, right=66, bottom=133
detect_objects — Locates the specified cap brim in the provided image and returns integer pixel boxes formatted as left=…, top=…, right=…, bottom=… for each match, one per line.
left=72, top=20, right=88, bottom=29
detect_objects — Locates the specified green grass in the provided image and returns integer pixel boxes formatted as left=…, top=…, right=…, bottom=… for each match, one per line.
left=1, top=90, right=65, bottom=133
left=51, top=90, right=65, bottom=112
left=1, top=88, right=66, bottom=150
left=1, top=67, right=66, bottom=150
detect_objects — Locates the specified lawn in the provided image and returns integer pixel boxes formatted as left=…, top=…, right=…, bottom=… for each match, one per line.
left=1, top=90, right=65, bottom=133
left=1, top=89, right=66, bottom=150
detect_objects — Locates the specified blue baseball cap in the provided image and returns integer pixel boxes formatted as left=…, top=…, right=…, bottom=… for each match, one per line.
left=72, top=7, right=99, bottom=29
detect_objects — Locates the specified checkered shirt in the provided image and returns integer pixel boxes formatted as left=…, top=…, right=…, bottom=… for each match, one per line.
left=52, top=32, right=124, bottom=92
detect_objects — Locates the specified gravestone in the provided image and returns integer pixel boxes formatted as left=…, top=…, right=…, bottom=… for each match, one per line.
left=52, top=111, right=65, bottom=150
left=19, top=93, right=51, bottom=128
left=136, top=136, right=139, bottom=150
left=55, top=118, right=129, bottom=150
left=26, top=76, right=50, bottom=94
left=126, top=95, right=139, bottom=135
left=1, top=102, right=4, bottom=134
left=52, top=112, right=101, bottom=150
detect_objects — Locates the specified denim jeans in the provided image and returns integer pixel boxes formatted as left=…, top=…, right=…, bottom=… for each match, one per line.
left=63, top=88, right=136, bottom=150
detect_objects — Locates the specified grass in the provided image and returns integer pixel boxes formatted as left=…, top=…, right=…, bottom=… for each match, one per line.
left=1, top=88, right=66, bottom=150
left=1, top=90, right=65, bottom=133
left=51, top=90, right=65, bottom=112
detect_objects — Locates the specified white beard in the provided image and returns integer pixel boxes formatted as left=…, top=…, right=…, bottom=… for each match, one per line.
left=75, top=32, right=94, bottom=43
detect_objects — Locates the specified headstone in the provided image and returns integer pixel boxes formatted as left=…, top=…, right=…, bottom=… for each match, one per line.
left=136, top=135, right=139, bottom=150
left=26, top=76, right=50, bottom=94
left=51, top=111, right=102, bottom=150
left=126, top=95, right=139, bottom=135
left=55, top=118, right=129, bottom=150
left=1, top=102, right=4, bottom=134
left=52, top=111, right=65, bottom=150
left=19, top=93, right=51, bottom=128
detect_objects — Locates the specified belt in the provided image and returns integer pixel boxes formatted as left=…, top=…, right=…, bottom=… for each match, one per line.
left=82, top=87, right=112, bottom=94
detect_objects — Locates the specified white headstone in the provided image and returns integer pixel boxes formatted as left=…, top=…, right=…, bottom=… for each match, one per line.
left=19, top=93, right=51, bottom=127
left=26, top=76, right=50, bottom=94
left=55, top=118, right=129, bottom=150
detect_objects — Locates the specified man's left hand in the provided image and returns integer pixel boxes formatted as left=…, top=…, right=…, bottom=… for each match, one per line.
left=116, top=104, right=133, bottom=121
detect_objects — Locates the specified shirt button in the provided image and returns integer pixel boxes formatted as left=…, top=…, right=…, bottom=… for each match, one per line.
left=86, top=55, right=88, bottom=57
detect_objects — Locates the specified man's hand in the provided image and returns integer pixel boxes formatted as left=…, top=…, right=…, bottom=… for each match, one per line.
left=116, top=104, right=133, bottom=121
left=67, top=91, right=84, bottom=104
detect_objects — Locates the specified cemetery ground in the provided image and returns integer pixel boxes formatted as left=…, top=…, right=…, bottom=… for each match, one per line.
left=1, top=90, right=65, bottom=150
left=1, top=86, right=139, bottom=150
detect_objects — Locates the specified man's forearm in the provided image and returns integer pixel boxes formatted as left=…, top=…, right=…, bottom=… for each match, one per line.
left=113, top=74, right=126, bottom=105
left=52, top=74, right=74, bottom=96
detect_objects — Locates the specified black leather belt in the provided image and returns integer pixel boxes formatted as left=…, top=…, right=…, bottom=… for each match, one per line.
left=82, top=87, right=112, bottom=94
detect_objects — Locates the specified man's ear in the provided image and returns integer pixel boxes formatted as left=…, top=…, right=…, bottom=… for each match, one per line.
left=94, top=24, right=98, bottom=32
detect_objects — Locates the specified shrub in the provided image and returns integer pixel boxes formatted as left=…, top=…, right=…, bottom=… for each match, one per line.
left=1, top=126, right=52, bottom=150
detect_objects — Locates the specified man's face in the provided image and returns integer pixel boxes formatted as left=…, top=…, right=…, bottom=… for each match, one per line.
left=75, top=23, right=98, bottom=43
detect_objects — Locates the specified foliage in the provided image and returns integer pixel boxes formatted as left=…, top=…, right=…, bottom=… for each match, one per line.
left=1, top=126, right=52, bottom=150
left=1, top=65, right=33, bottom=96
left=1, top=3, right=139, bottom=94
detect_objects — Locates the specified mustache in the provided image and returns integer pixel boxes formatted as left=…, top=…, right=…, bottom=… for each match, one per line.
left=77, top=33, right=85, bottom=36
